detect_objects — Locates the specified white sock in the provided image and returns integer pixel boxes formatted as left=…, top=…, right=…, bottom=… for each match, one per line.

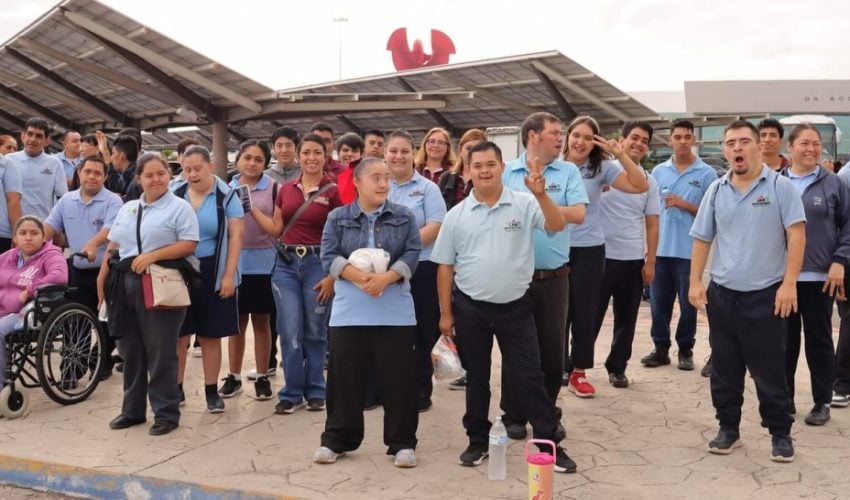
left=230, top=374, right=241, bottom=381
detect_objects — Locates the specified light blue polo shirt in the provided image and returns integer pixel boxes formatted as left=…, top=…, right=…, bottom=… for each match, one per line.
left=181, top=184, right=244, bottom=259
left=651, top=156, right=717, bottom=259
left=230, top=174, right=277, bottom=275
left=0, top=157, right=22, bottom=238
left=690, top=167, right=806, bottom=292
left=45, top=187, right=122, bottom=269
left=787, top=166, right=827, bottom=282
left=600, top=171, right=661, bottom=261
left=54, top=151, right=81, bottom=180
left=389, top=170, right=446, bottom=261
left=503, top=153, right=588, bottom=269
left=108, top=191, right=199, bottom=259
left=571, top=159, right=623, bottom=247
left=7, top=151, right=67, bottom=220
left=431, top=187, right=549, bottom=304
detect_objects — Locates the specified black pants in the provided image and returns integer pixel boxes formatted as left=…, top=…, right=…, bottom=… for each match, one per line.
left=269, top=305, right=279, bottom=369
left=707, top=282, right=793, bottom=435
left=321, top=325, right=418, bottom=454
left=835, top=269, right=850, bottom=396
left=594, top=259, right=644, bottom=375
left=565, top=245, right=605, bottom=372
left=115, top=272, right=184, bottom=425
left=786, top=281, right=836, bottom=405
left=69, top=265, right=114, bottom=371
left=410, top=261, right=440, bottom=406
left=500, top=271, right=568, bottom=425
left=0, top=238, right=10, bottom=253
left=454, top=289, right=559, bottom=447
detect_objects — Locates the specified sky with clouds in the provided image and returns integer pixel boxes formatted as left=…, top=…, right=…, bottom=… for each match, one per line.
left=2, top=0, right=849, bottom=95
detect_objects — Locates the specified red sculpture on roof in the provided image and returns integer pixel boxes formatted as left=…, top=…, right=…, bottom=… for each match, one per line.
left=387, top=28, right=456, bottom=71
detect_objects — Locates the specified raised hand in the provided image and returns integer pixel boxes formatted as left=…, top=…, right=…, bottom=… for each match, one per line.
left=524, top=155, right=547, bottom=196
left=592, top=135, right=623, bottom=158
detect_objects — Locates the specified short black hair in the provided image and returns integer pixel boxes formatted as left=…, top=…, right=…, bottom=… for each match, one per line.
left=757, top=118, right=784, bottom=139
left=236, top=139, right=272, bottom=168
left=468, top=141, right=502, bottom=163
left=336, top=132, right=364, bottom=153
left=723, top=120, right=759, bottom=141
left=670, top=119, right=695, bottom=133
left=270, top=126, right=300, bottom=147
left=80, top=154, right=108, bottom=174
left=112, top=135, right=139, bottom=163
left=310, top=122, right=334, bottom=137
left=117, top=128, right=143, bottom=152
left=299, top=133, right=328, bottom=155
left=622, top=121, right=654, bottom=142
left=24, top=118, right=51, bottom=136
left=80, top=133, right=98, bottom=147
left=363, top=129, right=385, bottom=140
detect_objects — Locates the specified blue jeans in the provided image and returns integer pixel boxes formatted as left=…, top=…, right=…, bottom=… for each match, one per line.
left=272, top=253, right=329, bottom=403
left=650, top=256, right=697, bottom=350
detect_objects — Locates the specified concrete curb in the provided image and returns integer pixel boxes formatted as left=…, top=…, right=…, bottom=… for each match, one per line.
left=0, top=455, right=292, bottom=499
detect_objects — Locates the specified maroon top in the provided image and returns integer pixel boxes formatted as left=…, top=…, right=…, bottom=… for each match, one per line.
left=277, top=175, right=342, bottom=245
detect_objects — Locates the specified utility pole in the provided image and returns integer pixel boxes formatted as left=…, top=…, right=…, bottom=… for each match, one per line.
left=333, top=17, right=348, bottom=80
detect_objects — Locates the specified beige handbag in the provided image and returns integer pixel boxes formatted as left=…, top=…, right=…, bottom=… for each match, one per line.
left=142, top=264, right=190, bottom=310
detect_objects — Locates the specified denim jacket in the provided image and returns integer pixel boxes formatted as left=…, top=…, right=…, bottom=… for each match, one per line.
left=321, top=201, right=421, bottom=283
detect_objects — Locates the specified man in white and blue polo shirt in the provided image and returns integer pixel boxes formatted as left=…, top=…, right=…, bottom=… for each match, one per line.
left=689, top=120, right=805, bottom=463
left=7, top=118, right=67, bottom=220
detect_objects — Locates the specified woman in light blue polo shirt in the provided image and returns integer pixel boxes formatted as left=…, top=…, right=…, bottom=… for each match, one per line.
left=98, top=153, right=199, bottom=436
left=387, top=129, right=447, bottom=411
left=172, top=145, right=244, bottom=414
left=562, top=116, right=649, bottom=398
left=313, top=157, right=422, bottom=468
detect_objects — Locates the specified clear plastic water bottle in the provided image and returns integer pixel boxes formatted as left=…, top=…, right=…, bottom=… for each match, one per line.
left=488, top=417, right=508, bottom=480
left=662, top=188, right=682, bottom=220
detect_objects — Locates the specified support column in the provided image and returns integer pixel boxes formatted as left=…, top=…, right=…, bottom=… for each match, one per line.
left=212, top=122, right=228, bottom=179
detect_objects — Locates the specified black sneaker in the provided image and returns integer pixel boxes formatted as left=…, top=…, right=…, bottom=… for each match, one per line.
left=640, top=348, right=670, bottom=367
left=179, top=386, right=186, bottom=407
left=274, top=400, right=305, bottom=414
left=505, top=422, right=527, bottom=440
left=707, top=427, right=741, bottom=455
left=555, top=422, right=567, bottom=441
left=770, top=434, right=795, bottom=462
left=218, top=375, right=242, bottom=398
left=804, top=403, right=830, bottom=426
left=560, top=371, right=570, bottom=386
left=307, top=398, right=326, bottom=411
left=206, top=392, right=225, bottom=414
left=458, top=444, right=488, bottom=466
left=677, top=349, right=695, bottom=371
left=608, top=372, right=629, bottom=388
left=700, top=355, right=712, bottom=377
left=448, top=375, right=467, bottom=391
left=254, top=376, right=273, bottom=401
left=554, top=446, right=577, bottom=473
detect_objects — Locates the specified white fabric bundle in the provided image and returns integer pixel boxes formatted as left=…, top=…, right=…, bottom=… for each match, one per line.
left=347, top=248, right=391, bottom=274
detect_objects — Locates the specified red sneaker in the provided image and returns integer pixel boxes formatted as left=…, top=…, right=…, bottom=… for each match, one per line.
left=568, top=371, right=596, bottom=398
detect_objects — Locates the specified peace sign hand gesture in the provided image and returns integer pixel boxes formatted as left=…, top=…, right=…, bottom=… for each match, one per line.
left=592, top=135, right=623, bottom=158
left=524, top=155, right=547, bottom=196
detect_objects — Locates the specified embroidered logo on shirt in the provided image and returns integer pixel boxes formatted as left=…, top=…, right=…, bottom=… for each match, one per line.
left=688, top=179, right=702, bottom=187
left=408, top=190, right=425, bottom=197
left=752, top=195, right=771, bottom=207
left=503, top=218, right=522, bottom=233
left=813, top=196, right=824, bottom=206
left=545, top=182, right=561, bottom=193
left=92, top=217, right=105, bottom=226
left=40, top=167, right=52, bottom=175
left=313, top=196, right=330, bottom=206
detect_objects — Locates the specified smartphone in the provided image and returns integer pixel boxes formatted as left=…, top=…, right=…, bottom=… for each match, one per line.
left=236, top=185, right=252, bottom=212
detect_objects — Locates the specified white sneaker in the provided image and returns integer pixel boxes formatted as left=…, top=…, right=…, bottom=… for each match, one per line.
left=832, top=393, right=850, bottom=408
left=192, top=346, right=202, bottom=358
left=247, top=367, right=277, bottom=381
left=394, top=449, right=417, bottom=468
left=313, top=446, right=344, bottom=464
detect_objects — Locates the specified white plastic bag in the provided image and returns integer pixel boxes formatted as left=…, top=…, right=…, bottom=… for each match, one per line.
left=348, top=248, right=390, bottom=274
left=431, top=335, right=462, bottom=380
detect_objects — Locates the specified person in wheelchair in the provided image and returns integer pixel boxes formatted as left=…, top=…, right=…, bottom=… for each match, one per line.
left=0, top=216, right=69, bottom=391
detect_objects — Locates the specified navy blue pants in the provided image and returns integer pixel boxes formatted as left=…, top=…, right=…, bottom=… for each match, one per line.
left=707, top=282, right=793, bottom=435
left=650, top=256, right=697, bottom=350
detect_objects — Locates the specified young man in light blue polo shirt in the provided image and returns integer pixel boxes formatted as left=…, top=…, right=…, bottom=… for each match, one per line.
left=595, top=121, right=660, bottom=388
left=54, top=130, right=82, bottom=189
left=689, top=120, right=805, bottom=463
left=432, top=141, right=577, bottom=473
left=643, top=119, right=716, bottom=371
left=7, top=118, right=67, bottom=220
left=500, top=112, right=587, bottom=440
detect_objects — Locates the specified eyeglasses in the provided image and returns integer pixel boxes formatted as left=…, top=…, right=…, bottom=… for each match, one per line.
left=426, top=139, right=448, bottom=147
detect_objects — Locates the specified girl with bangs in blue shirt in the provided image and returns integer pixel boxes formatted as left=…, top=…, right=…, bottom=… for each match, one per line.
left=562, top=116, right=649, bottom=398
left=313, top=157, right=422, bottom=469
left=172, top=146, right=244, bottom=414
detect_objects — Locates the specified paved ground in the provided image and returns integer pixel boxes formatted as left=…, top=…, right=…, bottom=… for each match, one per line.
left=1, top=302, right=848, bottom=499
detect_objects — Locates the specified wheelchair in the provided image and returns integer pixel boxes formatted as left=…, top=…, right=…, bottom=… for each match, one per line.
left=1, top=285, right=107, bottom=418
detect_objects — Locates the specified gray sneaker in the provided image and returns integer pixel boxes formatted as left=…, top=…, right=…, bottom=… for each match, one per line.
left=707, top=427, right=741, bottom=455
left=394, top=449, right=417, bottom=468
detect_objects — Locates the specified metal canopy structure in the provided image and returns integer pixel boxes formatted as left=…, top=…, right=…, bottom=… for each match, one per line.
left=0, top=0, right=668, bottom=159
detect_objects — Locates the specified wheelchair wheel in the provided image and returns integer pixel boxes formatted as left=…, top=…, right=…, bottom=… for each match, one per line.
left=36, top=303, right=105, bottom=405
left=0, top=385, right=28, bottom=418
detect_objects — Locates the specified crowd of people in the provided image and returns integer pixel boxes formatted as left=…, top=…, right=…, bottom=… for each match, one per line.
left=1, top=111, right=849, bottom=474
